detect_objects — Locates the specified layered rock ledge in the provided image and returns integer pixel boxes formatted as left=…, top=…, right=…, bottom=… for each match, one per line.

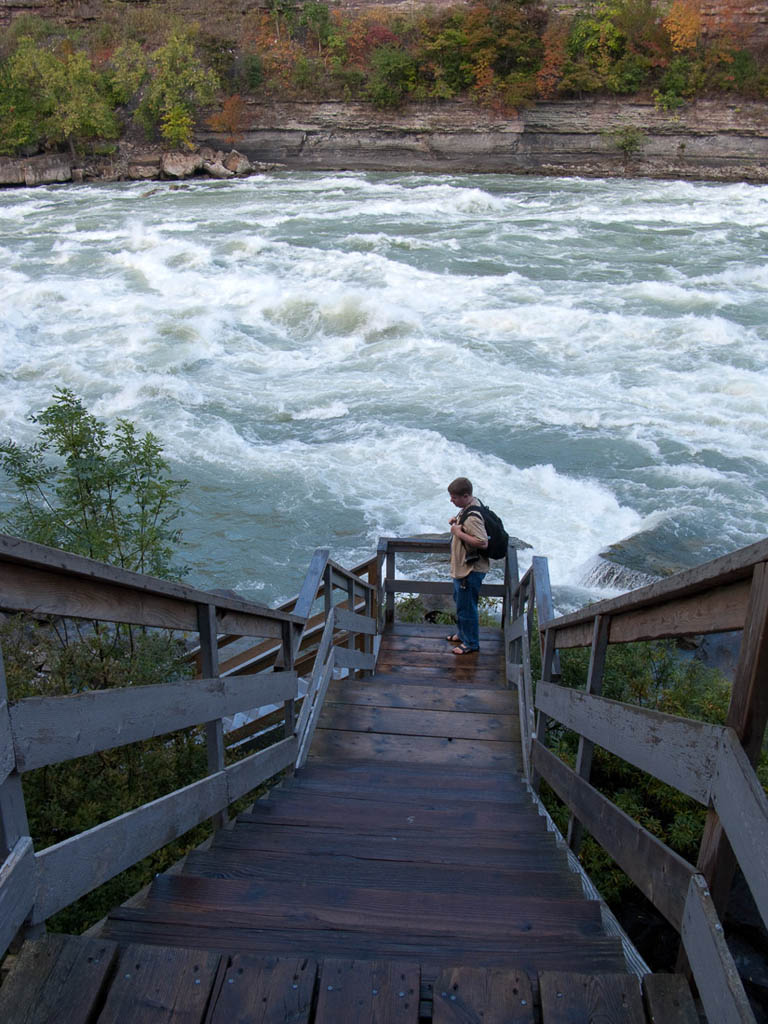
left=2, top=97, right=767, bottom=188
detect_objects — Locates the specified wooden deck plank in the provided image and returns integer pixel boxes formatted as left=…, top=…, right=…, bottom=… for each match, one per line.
left=309, top=730, right=519, bottom=768
left=279, top=778, right=532, bottom=806
left=314, top=959, right=420, bottom=1023
left=211, top=824, right=570, bottom=867
left=102, top=911, right=629, bottom=975
left=183, top=849, right=582, bottom=898
left=432, top=966, right=535, bottom=1024
left=0, top=934, right=117, bottom=1024
left=141, top=875, right=606, bottom=939
left=642, top=973, right=700, bottom=1024
left=538, top=972, right=646, bottom=1024
left=292, top=759, right=523, bottom=787
left=239, top=795, right=539, bottom=833
left=326, top=681, right=518, bottom=714
left=316, top=705, right=517, bottom=741
left=207, top=955, right=316, bottom=1024
left=98, top=943, right=221, bottom=1024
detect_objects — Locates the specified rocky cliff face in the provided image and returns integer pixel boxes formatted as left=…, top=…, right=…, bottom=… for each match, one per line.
left=2, top=97, right=767, bottom=187
left=196, top=97, right=768, bottom=182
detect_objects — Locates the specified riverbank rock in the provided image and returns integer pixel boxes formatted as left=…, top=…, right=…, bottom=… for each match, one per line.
left=161, top=151, right=205, bottom=179
left=0, top=153, right=72, bottom=186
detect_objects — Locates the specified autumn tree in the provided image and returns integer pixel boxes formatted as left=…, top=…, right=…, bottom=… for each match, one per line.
left=207, top=93, right=250, bottom=143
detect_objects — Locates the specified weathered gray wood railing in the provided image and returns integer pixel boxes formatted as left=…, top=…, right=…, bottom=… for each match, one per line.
left=375, top=535, right=509, bottom=629
left=0, top=535, right=384, bottom=959
left=508, top=538, right=768, bottom=1024
left=203, top=549, right=379, bottom=755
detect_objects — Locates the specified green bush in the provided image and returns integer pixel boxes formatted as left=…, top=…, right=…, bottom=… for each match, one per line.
left=540, top=638, right=741, bottom=905
left=0, top=389, right=187, bottom=578
left=367, top=45, right=417, bottom=108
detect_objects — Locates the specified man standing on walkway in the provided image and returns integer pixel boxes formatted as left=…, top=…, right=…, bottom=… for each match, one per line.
left=447, top=476, right=489, bottom=655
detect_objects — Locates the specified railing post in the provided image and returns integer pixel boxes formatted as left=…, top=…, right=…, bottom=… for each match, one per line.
left=197, top=603, right=226, bottom=831
left=279, top=619, right=297, bottom=740
left=502, top=543, right=519, bottom=628
left=567, top=613, right=610, bottom=853
left=363, top=586, right=374, bottom=676
left=375, top=539, right=387, bottom=632
left=385, top=544, right=395, bottom=627
left=323, top=563, right=333, bottom=624
left=0, top=642, right=40, bottom=947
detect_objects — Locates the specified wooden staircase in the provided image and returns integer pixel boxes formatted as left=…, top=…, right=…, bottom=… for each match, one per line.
left=1, top=623, right=699, bottom=1022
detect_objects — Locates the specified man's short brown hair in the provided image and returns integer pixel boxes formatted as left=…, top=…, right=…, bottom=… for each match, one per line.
left=448, top=477, right=473, bottom=496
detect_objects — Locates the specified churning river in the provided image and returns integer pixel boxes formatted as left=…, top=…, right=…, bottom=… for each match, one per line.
left=1, top=172, right=767, bottom=610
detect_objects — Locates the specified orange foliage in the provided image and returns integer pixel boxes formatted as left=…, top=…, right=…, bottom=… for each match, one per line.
left=664, top=0, right=701, bottom=51
left=207, top=94, right=249, bottom=143
left=536, top=19, right=569, bottom=99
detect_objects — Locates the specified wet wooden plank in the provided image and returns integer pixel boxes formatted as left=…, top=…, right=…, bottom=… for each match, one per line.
left=184, top=849, right=581, bottom=898
left=144, top=875, right=605, bottom=939
left=0, top=934, right=117, bottom=1024
left=317, top=705, right=516, bottom=741
left=103, top=910, right=628, bottom=976
left=377, top=649, right=503, bottom=669
left=642, top=973, right=699, bottom=1024
left=98, top=943, right=221, bottom=1023
left=538, top=972, right=645, bottom=1024
left=310, top=729, right=519, bottom=768
left=235, top=799, right=545, bottom=835
left=281, top=777, right=530, bottom=807
left=207, top=955, right=316, bottom=1023
left=325, top=681, right=517, bottom=714
left=215, top=823, right=566, bottom=867
left=315, top=959, right=420, bottom=1023
left=432, top=966, right=535, bottom=1023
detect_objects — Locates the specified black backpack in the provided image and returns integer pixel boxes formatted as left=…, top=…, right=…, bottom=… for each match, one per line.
left=460, top=500, right=509, bottom=560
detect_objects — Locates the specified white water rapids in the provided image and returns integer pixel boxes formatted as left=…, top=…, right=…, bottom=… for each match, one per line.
left=1, top=172, right=767, bottom=609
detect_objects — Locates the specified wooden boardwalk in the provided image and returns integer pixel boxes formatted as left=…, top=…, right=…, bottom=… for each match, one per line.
left=1, top=623, right=698, bottom=1023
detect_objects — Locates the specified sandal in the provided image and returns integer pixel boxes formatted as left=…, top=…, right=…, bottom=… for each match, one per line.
left=453, top=644, right=479, bottom=655
left=445, top=634, right=461, bottom=643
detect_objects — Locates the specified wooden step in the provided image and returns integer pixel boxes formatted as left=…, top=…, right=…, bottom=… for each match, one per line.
left=102, top=908, right=629, bottom=978
left=317, top=704, right=517, bottom=741
left=278, top=776, right=531, bottom=806
left=211, top=824, right=570, bottom=869
left=292, top=759, right=523, bottom=788
left=137, top=875, right=605, bottom=941
left=238, top=794, right=542, bottom=833
left=183, top=848, right=583, bottom=898
left=309, top=728, right=520, bottom=767
left=326, top=679, right=518, bottom=714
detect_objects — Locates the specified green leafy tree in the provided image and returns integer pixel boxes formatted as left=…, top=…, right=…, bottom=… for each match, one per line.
left=0, top=389, right=187, bottom=578
left=367, top=46, right=417, bottom=108
left=108, top=39, right=148, bottom=106
left=300, top=1, right=333, bottom=56
left=0, top=37, right=118, bottom=156
left=137, top=31, right=219, bottom=148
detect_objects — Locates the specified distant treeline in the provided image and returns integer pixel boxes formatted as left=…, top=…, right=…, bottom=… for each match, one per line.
left=1, top=0, right=766, bottom=156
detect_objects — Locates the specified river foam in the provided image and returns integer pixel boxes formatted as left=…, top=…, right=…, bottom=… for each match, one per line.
left=1, top=173, right=766, bottom=607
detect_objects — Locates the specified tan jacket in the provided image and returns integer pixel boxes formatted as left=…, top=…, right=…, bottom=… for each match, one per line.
left=450, top=500, right=490, bottom=578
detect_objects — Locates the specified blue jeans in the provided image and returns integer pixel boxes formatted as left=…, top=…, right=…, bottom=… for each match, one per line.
left=453, top=571, right=485, bottom=651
